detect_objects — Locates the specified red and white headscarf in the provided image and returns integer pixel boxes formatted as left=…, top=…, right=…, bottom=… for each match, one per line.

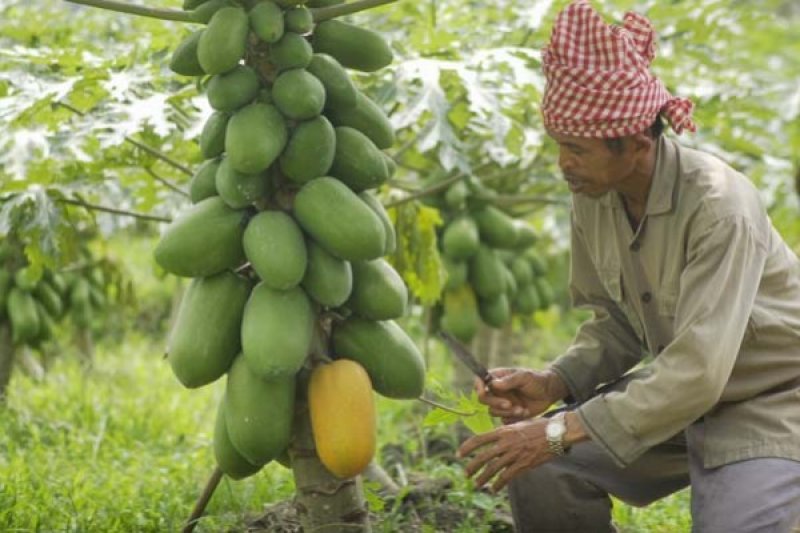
left=541, top=0, right=696, bottom=138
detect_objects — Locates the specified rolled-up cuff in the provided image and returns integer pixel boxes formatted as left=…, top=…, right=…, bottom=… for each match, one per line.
left=576, top=395, right=647, bottom=467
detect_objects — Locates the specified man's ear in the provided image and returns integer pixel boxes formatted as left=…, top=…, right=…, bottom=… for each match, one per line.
left=631, top=131, right=655, bottom=157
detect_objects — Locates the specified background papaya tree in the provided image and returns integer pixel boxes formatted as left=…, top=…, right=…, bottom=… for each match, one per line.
left=0, top=0, right=798, bottom=531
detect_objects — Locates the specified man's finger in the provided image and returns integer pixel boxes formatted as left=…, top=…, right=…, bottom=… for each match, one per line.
left=473, top=453, right=512, bottom=488
left=464, top=445, right=502, bottom=478
left=457, top=431, right=497, bottom=459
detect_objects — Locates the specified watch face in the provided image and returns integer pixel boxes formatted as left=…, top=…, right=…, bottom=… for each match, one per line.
left=546, top=420, right=565, bottom=439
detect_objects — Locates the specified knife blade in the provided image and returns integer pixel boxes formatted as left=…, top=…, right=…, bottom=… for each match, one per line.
left=439, top=331, right=494, bottom=389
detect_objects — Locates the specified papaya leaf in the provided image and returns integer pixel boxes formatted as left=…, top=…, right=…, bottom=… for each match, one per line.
left=387, top=201, right=446, bottom=306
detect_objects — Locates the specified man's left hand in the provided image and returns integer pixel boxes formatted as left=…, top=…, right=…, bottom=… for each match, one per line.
left=457, top=417, right=553, bottom=493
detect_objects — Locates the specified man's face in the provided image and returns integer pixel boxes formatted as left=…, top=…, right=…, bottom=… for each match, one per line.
left=547, top=130, right=640, bottom=198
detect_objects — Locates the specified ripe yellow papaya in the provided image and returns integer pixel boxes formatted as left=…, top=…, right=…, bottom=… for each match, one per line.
left=309, top=359, right=376, bottom=479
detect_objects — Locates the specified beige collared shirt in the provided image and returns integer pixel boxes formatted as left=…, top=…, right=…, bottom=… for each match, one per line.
left=551, top=136, right=800, bottom=468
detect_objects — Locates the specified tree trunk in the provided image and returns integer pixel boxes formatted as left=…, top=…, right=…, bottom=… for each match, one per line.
left=76, top=327, right=94, bottom=370
left=491, top=323, right=515, bottom=369
left=0, top=324, right=15, bottom=402
left=290, top=403, right=371, bottom=533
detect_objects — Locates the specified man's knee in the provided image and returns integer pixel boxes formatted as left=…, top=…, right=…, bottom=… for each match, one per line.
left=508, top=461, right=614, bottom=533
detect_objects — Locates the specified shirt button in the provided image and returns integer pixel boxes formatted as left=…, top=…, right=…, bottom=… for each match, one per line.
left=630, top=242, right=641, bottom=252
left=641, top=292, right=652, bottom=303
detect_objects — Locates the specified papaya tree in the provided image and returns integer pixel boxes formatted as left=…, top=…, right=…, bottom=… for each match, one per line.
left=51, top=0, right=431, bottom=531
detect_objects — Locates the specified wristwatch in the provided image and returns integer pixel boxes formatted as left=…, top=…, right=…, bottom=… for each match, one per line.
left=545, top=412, right=569, bottom=456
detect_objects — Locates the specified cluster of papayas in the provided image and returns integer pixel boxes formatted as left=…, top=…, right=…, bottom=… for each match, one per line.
left=160, top=0, right=425, bottom=481
left=424, top=176, right=555, bottom=343
left=0, top=243, right=122, bottom=349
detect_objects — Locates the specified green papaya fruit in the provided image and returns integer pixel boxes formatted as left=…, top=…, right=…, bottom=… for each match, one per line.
left=307, top=53, right=356, bottom=110
left=511, top=256, right=533, bottom=287
left=189, top=158, right=220, bottom=203
left=34, top=301, right=55, bottom=342
left=312, top=20, right=393, bottom=72
left=270, top=32, right=313, bottom=71
left=224, top=355, right=295, bottom=465
left=504, top=267, right=518, bottom=295
left=7, top=287, right=40, bottom=344
left=13, top=267, right=38, bottom=291
left=473, top=206, right=518, bottom=249
left=207, top=65, right=260, bottom=112
left=168, top=271, right=252, bottom=388
left=325, top=90, right=395, bottom=149
left=444, top=180, right=469, bottom=210
left=479, top=293, right=511, bottom=328
left=442, top=256, right=467, bottom=290
left=0, top=270, right=11, bottom=319
left=526, top=250, right=548, bottom=276
left=200, top=111, right=230, bottom=159
left=347, top=259, right=407, bottom=320
left=383, top=152, right=396, bottom=178
left=225, top=103, right=288, bottom=174
left=249, top=0, right=284, bottom=44
left=329, top=126, right=388, bottom=192
left=301, top=239, right=352, bottom=307
left=441, top=216, right=480, bottom=260
left=332, top=317, right=425, bottom=399
left=358, top=191, right=395, bottom=255
left=534, top=277, right=554, bottom=309
left=213, top=400, right=263, bottom=480
left=190, top=0, right=234, bottom=24
left=514, top=284, right=541, bottom=314
left=469, top=246, right=506, bottom=299
left=272, top=68, right=326, bottom=120
left=241, top=282, right=314, bottom=377
left=215, top=157, right=270, bottom=209
left=441, top=284, right=479, bottom=343
left=154, top=196, right=247, bottom=277
left=513, top=220, right=538, bottom=248
left=197, top=6, right=248, bottom=75
left=284, top=6, right=313, bottom=34
left=243, top=210, right=307, bottom=290
left=292, top=177, right=385, bottom=261
left=169, top=30, right=206, bottom=76
left=279, top=115, right=335, bottom=184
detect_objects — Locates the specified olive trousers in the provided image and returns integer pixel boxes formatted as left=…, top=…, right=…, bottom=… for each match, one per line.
left=508, top=423, right=800, bottom=533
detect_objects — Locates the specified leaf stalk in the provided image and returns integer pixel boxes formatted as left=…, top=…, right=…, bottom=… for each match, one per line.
left=63, top=0, right=196, bottom=23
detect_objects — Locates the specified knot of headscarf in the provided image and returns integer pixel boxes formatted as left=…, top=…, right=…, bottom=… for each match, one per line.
left=541, top=0, right=696, bottom=138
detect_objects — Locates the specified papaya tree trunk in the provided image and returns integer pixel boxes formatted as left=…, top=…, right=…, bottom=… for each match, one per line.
left=0, top=324, right=15, bottom=402
left=290, top=403, right=371, bottom=532
left=75, top=327, right=94, bottom=369
left=491, top=323, right=515, bottom=369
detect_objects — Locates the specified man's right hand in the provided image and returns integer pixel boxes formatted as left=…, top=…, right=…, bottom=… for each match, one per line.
left=476, top=368, right=569, bottom=424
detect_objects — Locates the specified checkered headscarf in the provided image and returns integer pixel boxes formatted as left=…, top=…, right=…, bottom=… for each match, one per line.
left=542, top=0, right=696, bottom=138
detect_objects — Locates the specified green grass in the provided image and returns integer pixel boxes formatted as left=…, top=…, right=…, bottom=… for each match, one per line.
left=0, top=335, right=295, bottom=532
left=0, top=326, right=690, bottom=532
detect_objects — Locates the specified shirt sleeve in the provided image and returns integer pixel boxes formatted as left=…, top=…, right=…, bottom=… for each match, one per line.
left=577, top=214, right=768, bottom=466
left=550, top=211, right=645, bottom=403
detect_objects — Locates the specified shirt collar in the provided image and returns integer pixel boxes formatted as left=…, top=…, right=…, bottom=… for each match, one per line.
left=598, top=135, right=677, bottom=215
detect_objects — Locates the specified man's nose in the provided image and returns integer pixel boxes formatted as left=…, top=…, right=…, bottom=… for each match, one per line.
left=558, top=151, right=575, bottom=173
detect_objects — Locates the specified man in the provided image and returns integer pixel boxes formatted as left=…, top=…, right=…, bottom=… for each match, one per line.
left=457, top=1, right=800, bottom=532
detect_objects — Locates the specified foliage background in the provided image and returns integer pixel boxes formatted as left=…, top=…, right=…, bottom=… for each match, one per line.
left=0, top=0, right=798, bottom=531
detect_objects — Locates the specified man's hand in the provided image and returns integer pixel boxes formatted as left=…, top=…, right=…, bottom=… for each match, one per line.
left=458, top=411, right=589, bottom=493
left=457, top=418, right=552, bottom=492
left=477, top=368, right=569, bottom=423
